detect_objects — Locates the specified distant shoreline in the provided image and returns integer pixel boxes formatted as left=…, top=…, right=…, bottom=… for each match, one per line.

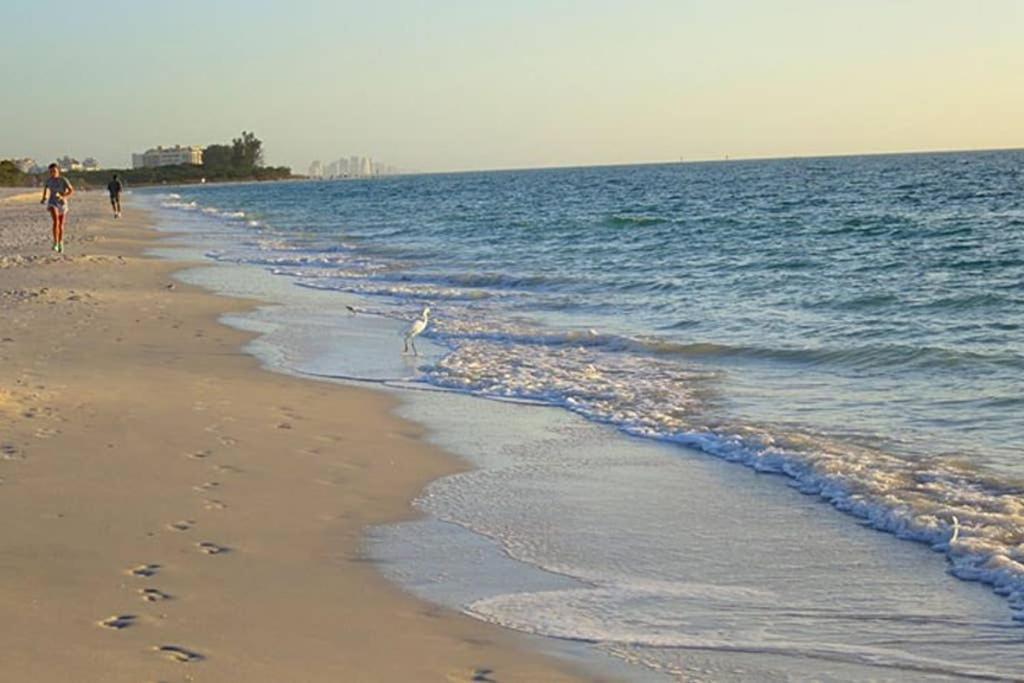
left=5, top=144, right=1021, bottom=190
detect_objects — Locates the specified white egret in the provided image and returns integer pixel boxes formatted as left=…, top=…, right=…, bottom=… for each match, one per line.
left=403, top=306, right=431, bottom=355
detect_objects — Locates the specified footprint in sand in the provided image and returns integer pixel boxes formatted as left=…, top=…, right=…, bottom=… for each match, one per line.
left=155, top=645, right=204, bottom=663
left=192, top=481, right=221, bottom=493
left=186, top=449, right=212, bottom=460
left=197, top=541, right=230, bottom=555
left=167, top=520, right=195, bottom=532
left=203, top=499, right=227, bottom=511
left=129, top=564, right=161, bottom=578
left=139, top=588, right=173, bottom=603
left=277, top=405, right=304, bottom=423
left=214, top=464, right=242, bottom=474
left=98, top=615, right=137, bottom=630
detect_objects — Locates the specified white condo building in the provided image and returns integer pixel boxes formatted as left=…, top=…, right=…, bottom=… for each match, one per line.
left=132, top=145, right=205, bottom=169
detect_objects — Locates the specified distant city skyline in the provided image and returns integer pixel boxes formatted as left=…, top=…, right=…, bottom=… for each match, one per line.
left=2, top=1, right=1021, bottom=173
left=308, top=155, right=400, bottom=178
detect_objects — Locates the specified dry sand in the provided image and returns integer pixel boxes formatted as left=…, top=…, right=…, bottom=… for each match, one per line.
left=0, top=192, right=602, bottom=682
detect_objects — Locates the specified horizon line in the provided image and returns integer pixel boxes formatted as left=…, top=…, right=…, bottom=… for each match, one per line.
left=13, top=143, right=1019, bottom=178
left=400, top=143, right=1024, bottom=177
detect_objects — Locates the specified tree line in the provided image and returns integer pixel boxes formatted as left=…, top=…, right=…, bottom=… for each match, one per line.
left=0, top=131, right=292, bottom=188
left=201, top=131, right=264, bottom=172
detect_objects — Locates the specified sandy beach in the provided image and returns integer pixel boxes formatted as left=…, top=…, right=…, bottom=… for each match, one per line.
left=0, top=191, right=599, bottom=682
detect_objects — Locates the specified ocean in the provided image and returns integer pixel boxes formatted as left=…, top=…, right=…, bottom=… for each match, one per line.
left=141, top=150, right=1024, bottom=681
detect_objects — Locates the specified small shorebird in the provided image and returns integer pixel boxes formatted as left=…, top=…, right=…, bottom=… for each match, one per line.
left=403, top=306, right=430, bottom=355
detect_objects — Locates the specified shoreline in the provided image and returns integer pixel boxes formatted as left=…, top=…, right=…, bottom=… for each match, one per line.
left=0, top=192, right=602, bottom=681
left=142, top=168, right=1024, bottom=681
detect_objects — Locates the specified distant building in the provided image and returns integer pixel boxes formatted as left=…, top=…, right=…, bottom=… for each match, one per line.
left=307, top=155, right=399, bottom=179
left=82, top=157, right=101, bottom=171
left=57, top=155, right=84, bottom=171
left=132, top=145, right=204, bottom=169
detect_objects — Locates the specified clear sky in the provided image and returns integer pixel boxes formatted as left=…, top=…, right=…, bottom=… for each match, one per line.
left=1, top=0, right=1021, bottom=172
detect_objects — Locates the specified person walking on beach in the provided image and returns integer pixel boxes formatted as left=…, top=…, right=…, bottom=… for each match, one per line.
left=107, top=173, right=123, bottom=218
left=40, top=163, right=74, bottom=253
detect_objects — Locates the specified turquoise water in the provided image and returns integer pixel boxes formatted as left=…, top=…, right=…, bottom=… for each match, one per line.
left=144, top=150, right=1024, bottom=627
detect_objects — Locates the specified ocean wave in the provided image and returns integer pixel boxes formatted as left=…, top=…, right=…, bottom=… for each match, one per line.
left=605, top=214, right=668, bottom=227
left=468, top=586, right=1019, bottom=680
left=241, top=254, right=351, bottom=268
left=161, top=199, right=198, bottom=210
left=427, top=321, right=1024, bottom=374
left=341, top=270, right=581, bottom=293
left=295, top=279, right=494, bottom=301
left=658, top=319, right=702, bottom=330
left=420, top=337, right=1024, bottom=621
left=433, top=271, right=577, bottom=290
left=942, top=257, right=1024, bottom=271
left=809, top=292, right=901, bottom=310
left=909, top=292, right=1023, bottom=312
left=651, top=339, right=1024, bottom=372
left=157, top=195, right=253, bottom=224
left=254, top=239, right=360, bottom=254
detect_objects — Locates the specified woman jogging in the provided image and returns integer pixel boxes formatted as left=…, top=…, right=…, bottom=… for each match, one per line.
left=40, top=162, right=74, bottom=253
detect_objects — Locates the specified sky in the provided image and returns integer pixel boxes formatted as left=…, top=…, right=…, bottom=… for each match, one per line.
left=1, top=0, right=1022, bottom=172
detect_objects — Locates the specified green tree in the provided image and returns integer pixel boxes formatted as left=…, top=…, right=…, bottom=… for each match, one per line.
left=202, top=144, right=233, bottom=170
left=231, top=130, right=263, bottom=169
